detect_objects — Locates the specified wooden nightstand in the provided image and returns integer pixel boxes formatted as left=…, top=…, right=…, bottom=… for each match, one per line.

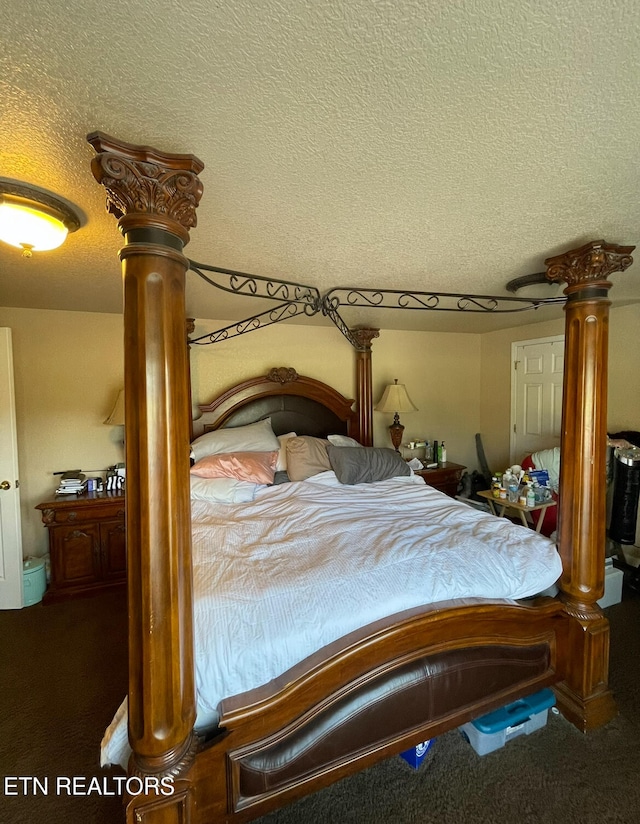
left=413, top=462, right=466, bottom=497
left=35, top=492, right=126, bottom=603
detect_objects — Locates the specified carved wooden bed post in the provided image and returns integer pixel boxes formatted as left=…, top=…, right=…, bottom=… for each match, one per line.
left=88, top=133, right=204, bottom=820
left=546, top=239, right=634, bottom=731
left=350, top=327, right=379, bottom=446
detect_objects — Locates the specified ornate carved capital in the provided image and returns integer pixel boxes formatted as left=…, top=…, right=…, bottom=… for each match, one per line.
left=87, top=132, right=204, bottom=239
left=267, top=367, right=298, bottom=384
left=545, top=239, right=634, bottom=292
left=350, top=327, right=380, bottom=351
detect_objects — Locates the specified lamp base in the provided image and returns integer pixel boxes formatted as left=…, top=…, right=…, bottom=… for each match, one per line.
left=389, top=418, right=404, bottom=452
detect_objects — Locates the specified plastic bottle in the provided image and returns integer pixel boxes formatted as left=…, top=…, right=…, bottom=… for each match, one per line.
left=526, top=484, right=536, bottom=507
left=440, top=442, right=447, bottom=463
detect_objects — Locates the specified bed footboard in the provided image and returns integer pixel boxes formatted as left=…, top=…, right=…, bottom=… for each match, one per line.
left=232, top=642, right=551, bottom=805
left=124, top=598, right=567, bottom=824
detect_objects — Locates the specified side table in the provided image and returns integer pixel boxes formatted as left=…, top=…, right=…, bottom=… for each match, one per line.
left=476, top=489, right=557, bottom=533
left=35, top=492, right=126, bottom=603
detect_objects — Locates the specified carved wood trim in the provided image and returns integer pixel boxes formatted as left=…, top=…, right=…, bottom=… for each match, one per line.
left=351, top=328, right=378, bottom=447
left=87, top=131, right=204, bottom=239
left=267, top=367, right=299, bottom=384
left=196, top=370, right=357, bottom=437
left=546, top=238, right=634, bottom=729
left=88, top=132, right=202, bottom=777
left=546, top=239, right=634, bottom=294
left=350, top=327, right=379, bottom=350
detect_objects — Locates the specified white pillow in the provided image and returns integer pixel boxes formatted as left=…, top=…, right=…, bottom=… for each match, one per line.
left=189, top=476, right=258, bottom=503
left=191, top=418, right=279, bottom=461
left=327, top=434, right=361, bottom=447
left=276, top=432, right=297, bottom=472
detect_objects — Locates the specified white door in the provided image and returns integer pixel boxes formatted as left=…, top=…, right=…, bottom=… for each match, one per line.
left=510, top=335, right=564, bottom=465
left=0, top=328, right=23, bottom=609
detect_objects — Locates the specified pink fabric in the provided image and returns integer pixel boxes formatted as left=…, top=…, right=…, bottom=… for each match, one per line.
left=190, top=451, right=278, bottom=484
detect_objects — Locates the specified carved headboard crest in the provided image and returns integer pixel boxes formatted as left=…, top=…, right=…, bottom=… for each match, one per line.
left=268, top=367, right=299, bottom=385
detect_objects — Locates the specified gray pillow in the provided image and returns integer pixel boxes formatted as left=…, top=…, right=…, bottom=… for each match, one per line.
left=326, top=445, right=411, bottom=485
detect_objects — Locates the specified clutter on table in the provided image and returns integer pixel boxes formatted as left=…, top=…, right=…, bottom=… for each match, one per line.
left=490, top=464, right=552, bottom=506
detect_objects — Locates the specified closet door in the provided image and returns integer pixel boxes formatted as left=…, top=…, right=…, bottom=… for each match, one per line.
left=511, top=335, right=564, bottom=463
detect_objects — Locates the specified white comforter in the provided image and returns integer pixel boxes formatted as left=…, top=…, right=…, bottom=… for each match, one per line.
left=101, top=472, right=562, bottom=767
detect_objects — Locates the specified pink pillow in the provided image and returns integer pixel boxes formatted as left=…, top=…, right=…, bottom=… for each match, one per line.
left=190, top=451, right=278, bottom=484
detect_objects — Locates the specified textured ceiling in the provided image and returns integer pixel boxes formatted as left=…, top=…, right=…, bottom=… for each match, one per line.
left=1, top=0, right=639, bottom=333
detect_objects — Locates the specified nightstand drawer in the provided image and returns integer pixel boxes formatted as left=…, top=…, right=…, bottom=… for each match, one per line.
left=413, top=462, right=466, bottom=497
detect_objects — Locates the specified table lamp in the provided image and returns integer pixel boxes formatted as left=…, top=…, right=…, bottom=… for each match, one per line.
left=375, top=379, right=417, bottom=451
left=104, top=389, right=125, bottom=426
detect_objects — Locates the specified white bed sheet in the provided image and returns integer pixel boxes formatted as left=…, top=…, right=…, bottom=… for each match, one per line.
left=101, top=472, right=562, bottom=768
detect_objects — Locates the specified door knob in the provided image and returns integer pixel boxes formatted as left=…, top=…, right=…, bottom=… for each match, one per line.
left=0, top=480, right=11, bottom=490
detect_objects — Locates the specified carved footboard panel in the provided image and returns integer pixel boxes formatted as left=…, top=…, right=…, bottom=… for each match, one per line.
left=171, top=597, right=569, bottom=824
left=233, top=643, right=550, bottom=802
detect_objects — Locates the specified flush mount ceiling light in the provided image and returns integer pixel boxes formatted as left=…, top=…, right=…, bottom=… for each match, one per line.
left=0, top=179, right=81, bottom=257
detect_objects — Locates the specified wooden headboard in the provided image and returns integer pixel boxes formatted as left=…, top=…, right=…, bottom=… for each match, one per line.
left=192, top=367, right=359, bottom=441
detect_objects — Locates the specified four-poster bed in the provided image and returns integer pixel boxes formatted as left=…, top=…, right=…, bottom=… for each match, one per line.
left=87, top=131, right=634, bottom=824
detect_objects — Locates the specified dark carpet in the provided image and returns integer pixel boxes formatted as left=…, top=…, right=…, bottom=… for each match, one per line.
left=1, top=582, right=638, bottom=824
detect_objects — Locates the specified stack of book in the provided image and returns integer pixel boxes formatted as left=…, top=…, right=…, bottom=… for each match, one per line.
left=55, top=471, right=86, bottom=495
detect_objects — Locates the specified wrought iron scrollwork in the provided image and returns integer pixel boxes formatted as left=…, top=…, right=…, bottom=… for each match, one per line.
left=324, top=287, right=563, bottom=314
left=188, top=260, right=321, bottom=308
left=321, top=294, right=362, bottom=349
left=188, top=259, right=323, bottom=344
left=188, top=259, right=566, bottom=347
left=189, top=302, right=314, bottom=345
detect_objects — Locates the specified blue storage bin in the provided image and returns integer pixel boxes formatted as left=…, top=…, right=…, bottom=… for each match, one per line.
left=399, top=738, right=434, bottom=769
left=22, top=557, right=47, bottom=606
left=460, top=688, right=555, bottom=756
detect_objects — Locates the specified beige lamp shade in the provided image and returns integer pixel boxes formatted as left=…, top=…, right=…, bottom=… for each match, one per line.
left=375, top=380, right=417, bottom=451
left=374, top=380, right=417, bottom=415
left=104, top=389, right=125, bottom=426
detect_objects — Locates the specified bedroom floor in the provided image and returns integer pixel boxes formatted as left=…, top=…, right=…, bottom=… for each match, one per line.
left=1, top=582, right=639, bottom=824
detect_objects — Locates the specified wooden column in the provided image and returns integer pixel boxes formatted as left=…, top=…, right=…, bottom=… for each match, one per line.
left=88, top=134, right=204, bottom=796
left=351, top=327, right=379, bottom=446
left=546, top=239, right=634, bottom=731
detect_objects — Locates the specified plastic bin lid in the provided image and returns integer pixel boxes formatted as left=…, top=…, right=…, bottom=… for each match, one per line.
left=23, top=557, right=45, bottom=572
left=471, top=688, right=556, bottom=734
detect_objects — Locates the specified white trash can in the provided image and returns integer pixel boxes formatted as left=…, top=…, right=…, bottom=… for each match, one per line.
left=22, top=557, right=47, bottom=606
